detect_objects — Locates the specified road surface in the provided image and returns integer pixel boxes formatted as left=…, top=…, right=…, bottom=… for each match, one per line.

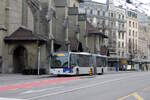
left=0, top=72, right=150, bottom=100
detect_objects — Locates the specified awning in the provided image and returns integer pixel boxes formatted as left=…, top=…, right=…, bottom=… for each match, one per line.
left=108, top=56, right=127, bottom=62
left=4, top=27, right=48, bottom=43
left=86, top=21, right=108, bottom=38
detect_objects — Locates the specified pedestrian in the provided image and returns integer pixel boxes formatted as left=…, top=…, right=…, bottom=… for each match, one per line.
left=123, top=65, right=126, bottom=71
left=146, top=64, right=148, bottom=71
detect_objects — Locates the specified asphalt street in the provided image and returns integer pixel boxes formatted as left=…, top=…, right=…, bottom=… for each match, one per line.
left=0, top=72, right=150, bottom=100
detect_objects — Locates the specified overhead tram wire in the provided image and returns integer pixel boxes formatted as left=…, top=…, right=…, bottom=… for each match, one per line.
left=114, top=0, right=150, bottom=14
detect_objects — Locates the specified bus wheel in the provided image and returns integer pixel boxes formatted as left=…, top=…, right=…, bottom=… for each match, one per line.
left=101, top=69, right=104, bottom=75
left=76, top=68, right=79, bottom=76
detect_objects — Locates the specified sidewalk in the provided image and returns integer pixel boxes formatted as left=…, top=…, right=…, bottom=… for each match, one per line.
left=0, top=74, right=51, bottom=81
left=105, top=70, right=137, bottom=74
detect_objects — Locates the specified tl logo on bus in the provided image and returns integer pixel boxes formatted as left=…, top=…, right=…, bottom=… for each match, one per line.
left=63, top=67, right=73, bottom=73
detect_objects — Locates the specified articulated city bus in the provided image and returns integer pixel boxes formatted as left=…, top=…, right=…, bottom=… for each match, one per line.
left=50, top=52, right=107, bottom=75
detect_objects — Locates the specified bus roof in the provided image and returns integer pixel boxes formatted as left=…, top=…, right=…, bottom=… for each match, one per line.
left=52, top=52, right=107, bottom=57
left=70, top=52, right=91, bottom=55
left=92, top=54, right=107, bottom=58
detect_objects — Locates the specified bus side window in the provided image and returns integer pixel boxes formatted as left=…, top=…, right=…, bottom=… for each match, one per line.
left=70, top=54, right=78, bottom=67
left=103, top=58, right=106, bottom=67
left=90, top=56, right=94, bottom=67
left=76, top=57, right=79, bottom=66
left=96, top=57, right=102, bottom=67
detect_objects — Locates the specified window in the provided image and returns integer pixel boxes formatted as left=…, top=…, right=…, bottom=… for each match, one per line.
left=129, top=21, right=131, bottom=27
left=122, top=33, right=124, bottom=39
left=97, top=22, right=100, bottom=26
left=122, top=15, right=124, bottom=20
left=136, top=40, right=138, bottom=49
left=114, top=22, right=116, bottom=27
left=133, top=30, right=134, bottom=36
left=128, top=11, right=131, bottom=17
left=97, top=10, right=100, bottom=15
left=70, top=54, right=78, bottom=66
left=122, top=42, right=124, bottom=48
left=109, top=12, right=111, bottom=17
left=118, top=41, right=120, bottom=48
left=51, top=55, right=68, bottom=68
left=111, top=22, right=113, bottom=27
left=119, top=14, right=121, bottom=19
left=102, top=20, right=105, bottom=25
left=119, top=23, right=121, bottom=29
left=129, top=38, right=131, bottom=52
left=133, top=22, right=134, bottom=28
left=133, top=39, right=134, bottom=49
left=122, top=52, right=124, bottom=56
left=129, top=29, right=131, bottom=36
left=122, top=23, right=124, bottom=28
left=114, top=13, right=116, bottom=18
left=96, top=57, right=102, bottom=67
left=119, top=32, right=121, bottom=39
left=90, top=9, right=93, bottom=14
left=136, top=32, right=137, bottom=37
left=136, top=41, right=138, bottom=51
left=118, top=51, right=120, bottom=56
left=90, top=19, right=93, bottom=23
left=103, top=11, right=105, bottom=16
left=111, top=13, right=113, bottom=17
left=136, top=23, right=137, bottom=28
left=78, top=55, right=91, bottom=67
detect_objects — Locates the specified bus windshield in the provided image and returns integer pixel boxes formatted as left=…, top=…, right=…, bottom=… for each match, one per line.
left=51, top=53, right=69, bottom=68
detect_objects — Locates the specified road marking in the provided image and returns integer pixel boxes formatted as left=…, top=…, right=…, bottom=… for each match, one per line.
left=118, top=92, right=144, bottom=100
left=0, top=97, right=27, bottom=100
left=133, top=92, right=144, bottom=100
left=0, top=77, right=80, bottom=92
left=25, top=74, right=145, bottom=100
left=21, top=86, right=63, bottom=94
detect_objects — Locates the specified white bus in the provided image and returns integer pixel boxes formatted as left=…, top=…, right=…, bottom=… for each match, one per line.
left=50, top=52, right=107, bottom=75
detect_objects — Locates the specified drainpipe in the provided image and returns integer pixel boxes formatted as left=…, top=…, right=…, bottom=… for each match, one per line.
left=38, top=46, right=41, bottom=75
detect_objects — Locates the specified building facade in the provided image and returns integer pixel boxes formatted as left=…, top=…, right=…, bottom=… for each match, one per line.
left=0, top=0, right=36, bottom=73
left=138, top=24, right=149, bottom=60
left=1, top=0, right=99, bottom=74
left=137, top=12, right=150, bottom=70
left=79, top=0, right=127, bottom=68
left=126, top=9, right=139, bottom=67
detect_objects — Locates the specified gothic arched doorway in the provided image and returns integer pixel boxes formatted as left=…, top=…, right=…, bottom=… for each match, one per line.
left=13, top=46, right=28, bottom=73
